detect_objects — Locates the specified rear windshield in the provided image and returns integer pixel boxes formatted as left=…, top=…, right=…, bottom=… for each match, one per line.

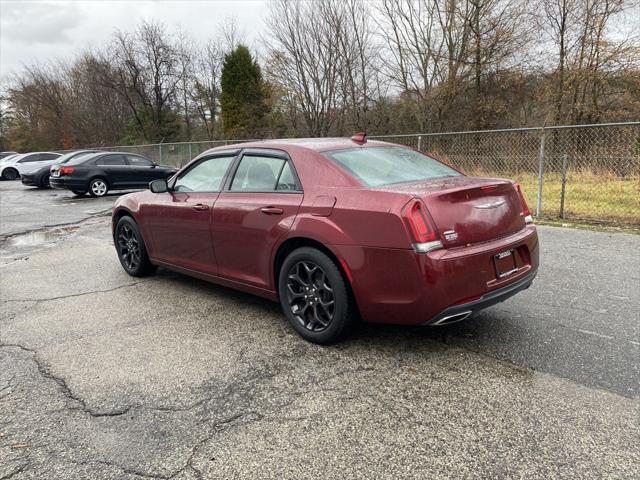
left=325, top=146, right=460, bottom=187
left=54, top=151, right=92, bottom=165
left=66, top=153, right=99, bottom=165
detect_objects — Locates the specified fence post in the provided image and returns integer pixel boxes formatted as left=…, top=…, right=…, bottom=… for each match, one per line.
left=417, top=135, right=422, bottom=151
left=536, top=128, right=546, bottom=217
left=559, top=154, right=568, bottom=219
left=158, top=143, right=163, bottom=164
left=188, top=142, right=192, bottom=165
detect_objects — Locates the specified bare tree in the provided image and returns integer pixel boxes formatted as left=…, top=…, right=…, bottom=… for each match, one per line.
left=107, top=21, right=181, bottom=142
left=266, top=0, right=345, bottom=136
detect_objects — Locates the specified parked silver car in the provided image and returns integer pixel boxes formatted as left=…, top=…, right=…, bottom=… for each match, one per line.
left=0, top=152, right=61, bottom=180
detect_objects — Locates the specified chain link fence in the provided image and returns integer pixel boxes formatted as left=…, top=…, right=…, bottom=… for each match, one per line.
left=371, top=123, right=640, bottom=227
left=91, top=122, right=640, bottom=227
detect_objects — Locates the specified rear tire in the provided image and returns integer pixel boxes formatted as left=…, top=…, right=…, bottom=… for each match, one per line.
left=89, top=178, right=108, bottom=197
left=115, top=216, right=155, bottom=277
left=2, top=168, right=19, bottom=180
left=278, top=247, right=356, bottom=344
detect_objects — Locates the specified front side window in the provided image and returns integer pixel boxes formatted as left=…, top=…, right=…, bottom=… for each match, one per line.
left=173, top=155, right=234, bottom=192
left=96, top=155, right=126, bottom=166
left=230, top=155, right=290, bottom=191
left=18, top=154, right=41, bottom=163
left=325, top=146, right=460, bottom=187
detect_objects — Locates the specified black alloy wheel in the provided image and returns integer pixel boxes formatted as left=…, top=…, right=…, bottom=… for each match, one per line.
left=278, top=247, right=356, bottom=344
left=41, top=174, right=50, bottom=188
left=115, top=216, right=155, bottom=277
left=2, top=168, right=18, bottom=180
left=118, top=223, right=141, bottom=271
left=286, top=261, right=336, bottom=332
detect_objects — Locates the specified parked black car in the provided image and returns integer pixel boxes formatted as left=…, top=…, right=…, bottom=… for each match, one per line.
left=21, top=150, right=98, bottom=188
left=50, top=152, right=178, bottom=197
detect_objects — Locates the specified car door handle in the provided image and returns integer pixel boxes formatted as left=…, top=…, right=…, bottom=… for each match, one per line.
left=192, top=203, right=210, bottom=211
left=260, top=206, right=284, bottom=215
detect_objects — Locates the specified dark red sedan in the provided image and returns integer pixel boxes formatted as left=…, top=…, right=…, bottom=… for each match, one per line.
left=112, top=135, right=539, bottom=343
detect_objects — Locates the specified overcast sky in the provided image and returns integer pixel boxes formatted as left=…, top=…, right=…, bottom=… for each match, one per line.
left=0, top=0, right=268, bottom=80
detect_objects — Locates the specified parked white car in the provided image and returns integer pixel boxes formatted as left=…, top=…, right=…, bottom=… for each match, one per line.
left=0, top=152, right=61, bottom=180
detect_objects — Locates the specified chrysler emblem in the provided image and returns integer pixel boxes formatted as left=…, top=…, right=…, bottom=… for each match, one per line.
left=474, top=200, right=506, bottom=209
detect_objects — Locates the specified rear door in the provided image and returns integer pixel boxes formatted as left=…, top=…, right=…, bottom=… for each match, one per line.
left=212, top=149, right=303, bottom=290
left=142, top=152, right=237, bottom=275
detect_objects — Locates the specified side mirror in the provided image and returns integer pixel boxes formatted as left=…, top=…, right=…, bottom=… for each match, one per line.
left=149, top=178, right=168, bottom=193
left=150, top=163, right=157, bottom=168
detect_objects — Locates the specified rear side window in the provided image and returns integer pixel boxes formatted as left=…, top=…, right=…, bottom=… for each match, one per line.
left=173, top=155, right=234, bottom=192
left=230, top=155, right=293, bottom=191
left=325, top=146, right=460, bottom=187
left=126, top=155, right=153, bottom=166
left=96, top=155, right=126, bottom=166
left=40, top=153, right=60, bottom=161
left=276, top=163, right=298, bottom=191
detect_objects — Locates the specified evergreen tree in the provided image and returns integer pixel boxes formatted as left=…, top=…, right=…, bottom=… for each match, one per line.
left=220, top=45, right=269, bottom=139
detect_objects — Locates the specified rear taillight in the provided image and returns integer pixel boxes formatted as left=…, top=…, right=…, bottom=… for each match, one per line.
left=59, top=166, right=74, bottom=176
left=402, top=199, right=442, bottom=253
left=514, top=183, right=533, bottom=223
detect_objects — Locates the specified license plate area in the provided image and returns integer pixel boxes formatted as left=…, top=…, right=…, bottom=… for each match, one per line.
left=493, top=249, right=517, bottom=278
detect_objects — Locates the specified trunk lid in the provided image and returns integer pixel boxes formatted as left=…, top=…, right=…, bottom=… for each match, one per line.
left=378, top=176, right=526, bottom=247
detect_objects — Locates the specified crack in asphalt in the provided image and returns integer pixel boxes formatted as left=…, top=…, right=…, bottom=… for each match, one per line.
left=0, top=464, right=28, bottom=480
left=0, top=208, right=112, bottom=243
left=2, top=282, right=141, bottom=304
left=0, top=342, right=133, bottom=418
left=0, top=338, right=377, bottom=479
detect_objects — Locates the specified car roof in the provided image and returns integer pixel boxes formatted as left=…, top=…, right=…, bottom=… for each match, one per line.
left=89, top=151, right=147, bottom=157
left=206, top=137, right=395, bottom=155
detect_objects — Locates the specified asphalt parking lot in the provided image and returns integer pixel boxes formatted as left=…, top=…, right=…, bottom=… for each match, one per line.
left=1, top=180, right=638, bottom=479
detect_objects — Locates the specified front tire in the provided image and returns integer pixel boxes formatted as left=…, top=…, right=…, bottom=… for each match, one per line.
left=278, top=247, right=356, bottom=344
left=89, top=178, right=108, bottom=197
left=115, top=216, right=155, bottom=277
left=2, top=168, right=19, bottom=180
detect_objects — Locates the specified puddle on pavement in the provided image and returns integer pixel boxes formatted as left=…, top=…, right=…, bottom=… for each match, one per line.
left=2, top=226, right=79, bottom=248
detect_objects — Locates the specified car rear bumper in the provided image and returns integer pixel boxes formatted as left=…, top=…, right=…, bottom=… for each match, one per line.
left=50, top=177, right=86, bottom=190
left=332, top=224, right=539, bottom=326
left=426, top=270, right=537, bottom=325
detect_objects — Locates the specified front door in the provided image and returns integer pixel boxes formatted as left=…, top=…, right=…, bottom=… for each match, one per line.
left=123, top=154, right=159, bottom=187
left=213, top=151, right=303, bottom=290
left=142, top=153, right=237, bottom=275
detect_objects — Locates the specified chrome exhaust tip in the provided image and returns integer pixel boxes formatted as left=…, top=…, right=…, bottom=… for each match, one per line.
left=431, top=311, right=472, bottom=326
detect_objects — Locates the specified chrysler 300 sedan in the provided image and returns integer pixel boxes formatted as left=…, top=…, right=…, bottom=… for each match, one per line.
left=112, top=135, right=539, bottom=343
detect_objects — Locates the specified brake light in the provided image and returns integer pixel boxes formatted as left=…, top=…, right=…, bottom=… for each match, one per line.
left=59, top=166, right=75, bottom=176
left=514, top=183, right=532, bottom=223
left=402, top=199, right=442, bottom=253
